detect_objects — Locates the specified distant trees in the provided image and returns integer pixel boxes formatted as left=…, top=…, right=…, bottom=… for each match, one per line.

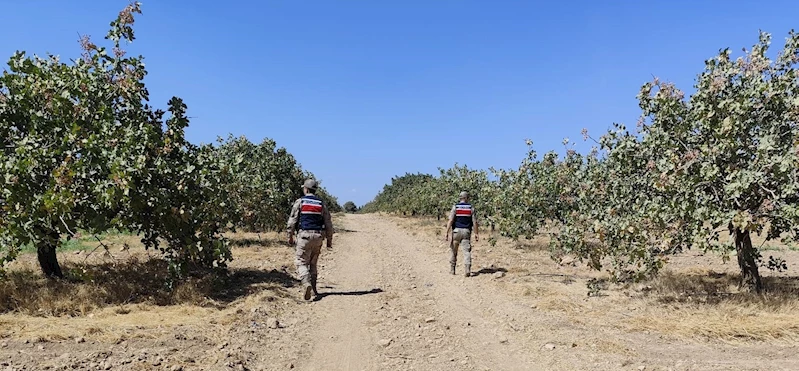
left=343, top=201, right=358, bottom=213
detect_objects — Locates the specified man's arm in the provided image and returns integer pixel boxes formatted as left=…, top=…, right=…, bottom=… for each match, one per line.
left=443, top=205, right=455, bottom=241
left=472, top=207, right=479, bottom=241
left=286, top=199, right=301, bottom=242
left=323, top=205, right=334, bottom=248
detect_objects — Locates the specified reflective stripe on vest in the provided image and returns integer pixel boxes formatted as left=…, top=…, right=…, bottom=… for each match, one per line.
left=299, top=195, right=325, bottom=230
left=454, top=202, right=473, bottom=229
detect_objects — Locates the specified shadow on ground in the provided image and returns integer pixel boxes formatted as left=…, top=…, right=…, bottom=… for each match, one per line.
left=229, top=236, right=282, bottom=247
left=335, top=228, right=358, bottom=233
left=472, top=267, right=508, bottom=276
left=211, top=267, right=300, bottom=303
left=312, top=288, right=383, bottom=302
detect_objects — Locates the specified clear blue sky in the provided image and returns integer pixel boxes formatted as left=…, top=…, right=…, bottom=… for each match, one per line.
left=2, top=1, right=797, bottom=205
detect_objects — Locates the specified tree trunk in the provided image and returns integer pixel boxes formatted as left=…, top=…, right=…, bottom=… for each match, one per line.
left=37, top=232, right=64, bottom=279
left=734, top=228, right=763, bottom=293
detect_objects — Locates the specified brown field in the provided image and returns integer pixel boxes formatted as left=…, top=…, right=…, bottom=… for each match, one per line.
left=1, top=213, right=798, bottom=370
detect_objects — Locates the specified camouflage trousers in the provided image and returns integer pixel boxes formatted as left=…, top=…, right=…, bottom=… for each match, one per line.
left=294, top=230, right=324, bottom=286
left=449, top=228, right=472, bottom=268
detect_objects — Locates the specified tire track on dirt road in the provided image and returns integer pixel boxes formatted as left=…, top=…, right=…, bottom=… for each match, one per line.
left=298, top=216, right=384, bottom=371
left=300, top=214, right=558, bottom=371
left=347, top=214, right=576, bottom=371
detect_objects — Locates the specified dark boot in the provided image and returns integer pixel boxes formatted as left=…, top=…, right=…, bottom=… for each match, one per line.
left=311, top=275, right=319, bottom=296
left=302, top=278, right=313, bottom=301
left=450, top=265, right=456, bottom=275
left=464, top=265, right=471, bottom=277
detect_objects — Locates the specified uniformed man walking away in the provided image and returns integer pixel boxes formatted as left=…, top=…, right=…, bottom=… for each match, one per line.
left=444, top=191, right=479, bottom=277
left=287, top=179, right=334, bottom=301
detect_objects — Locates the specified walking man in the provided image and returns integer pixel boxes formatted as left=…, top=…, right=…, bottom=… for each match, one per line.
left=444, top=191, right=479, bottom=277
left=287, top=179, right=334, bottom=300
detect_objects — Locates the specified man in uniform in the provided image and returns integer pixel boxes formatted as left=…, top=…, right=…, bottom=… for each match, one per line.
left=444, top=191, right=479, bottom=277
left=287, top=179, right=334, bottom=300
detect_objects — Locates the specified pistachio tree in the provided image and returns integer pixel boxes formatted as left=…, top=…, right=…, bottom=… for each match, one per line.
left=343, top=201, right=357, bottom=213
left=361, top=166, right=493, bottom=222
left=214, top=135, right=305, bottom=232
left=488, top=142, right=584, bottom=242
left=0, top=3, right=232, bottom=277
left=556, top=31, right=799, bottom=291
left=637, top=31, right=799, bottom=292
left=360, top=173, right=438, bottom=215
left=553, top=128, right=693, bottom=282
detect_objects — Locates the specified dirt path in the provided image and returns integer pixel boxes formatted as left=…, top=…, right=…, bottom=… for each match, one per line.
left=290, top=214, right=799, bottom=371
left=293, top=214, right=599, bottom=370
left=296, top=213, right=542, bottom=371
left=3, top=213, right=799, bottom=370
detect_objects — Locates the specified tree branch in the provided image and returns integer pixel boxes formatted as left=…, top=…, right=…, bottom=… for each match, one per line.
left=82, top=235, right=116, bottom=263
left=59, top=215, right=77, bottom=237
left=760, top=183, right=778, bottom=199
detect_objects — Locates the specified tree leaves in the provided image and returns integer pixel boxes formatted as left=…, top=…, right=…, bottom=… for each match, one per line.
left=0, top=3, right=340, bottom=278
left=212, top=134, right=339, bottom=232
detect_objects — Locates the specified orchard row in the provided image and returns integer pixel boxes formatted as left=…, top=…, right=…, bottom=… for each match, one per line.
left=363, top=31, right=799, bottom=293
left=0, top=4, right=339, bottom=278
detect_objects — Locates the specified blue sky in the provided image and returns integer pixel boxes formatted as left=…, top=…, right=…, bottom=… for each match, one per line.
left=2, top=1, right=798, bottom=205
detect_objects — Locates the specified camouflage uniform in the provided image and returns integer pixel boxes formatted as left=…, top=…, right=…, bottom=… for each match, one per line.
left=287, top=179, right=334, bottom=300
left=447, top=191, right=478, bottom=277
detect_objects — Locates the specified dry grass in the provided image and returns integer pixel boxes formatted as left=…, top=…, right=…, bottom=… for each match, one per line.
left=0, top=257, right=296, bottom=316
left=627, top=302, right=799, bottom=343
left=620, top=269, right=799, bottom=343
left=640, top=269, right=799, bottom=306
left=0, top=232, right=299, bottom=317
left=0, top=304, right=227, bottom=343
left=0, top=257, right=211, bottom=316
left=391, top=214, right=799, bottom=345
left=0, top=232, right=301, bottom=346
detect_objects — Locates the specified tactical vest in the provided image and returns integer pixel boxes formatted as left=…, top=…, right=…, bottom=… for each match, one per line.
left=299, top=195, right=325, bottom=231
left=453, top=202, right=473, bottom=230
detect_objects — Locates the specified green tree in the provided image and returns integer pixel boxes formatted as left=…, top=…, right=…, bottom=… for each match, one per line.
left=343, top=201, right=358, bottom=213
left=553, top=130, right=684, bottom=283
left=361, top=173, right=437, bottom=215
left=556, top=31, right=799, bottom=292
left=0, top=3, right=232, bottom=277
left=489, top=141, right=584, bottom=243
left=637, top=31, right=799, bottom=292
left=214, top=135, right=306, bottom=232
left=361, top=166, right=493, bottom=222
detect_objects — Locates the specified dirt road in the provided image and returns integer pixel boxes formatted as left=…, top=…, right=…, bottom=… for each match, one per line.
left=2, top=213, right=798, bottom=370
left=285, top=214, right=799, bottom=371
left=300, top=214, right=543, bottom=371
